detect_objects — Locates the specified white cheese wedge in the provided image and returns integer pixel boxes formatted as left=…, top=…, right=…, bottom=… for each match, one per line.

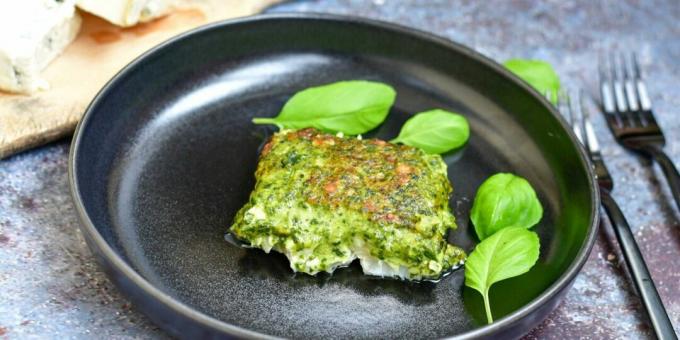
left=0, top=0, right=82, bottom=94
left=76, top=0, right=176, bottom=27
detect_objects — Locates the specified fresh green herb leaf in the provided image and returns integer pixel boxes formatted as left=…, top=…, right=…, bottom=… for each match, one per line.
left=252, top=80, right=396, bottom=135
left=503, top=59, right=560, bottom=103
left=470, top=173, right=543, bottom=240
left=391, top=109, right=469, bottom=154
left=464, top=227, right=540, bottom=324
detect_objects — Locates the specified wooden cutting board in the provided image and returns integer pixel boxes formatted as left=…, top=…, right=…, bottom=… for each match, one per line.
left=0, top=0, right=280, bottom=159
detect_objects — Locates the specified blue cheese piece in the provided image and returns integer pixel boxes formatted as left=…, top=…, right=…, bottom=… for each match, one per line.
left=76, top=0, right=176, bottom=27
left=0, top=0, right=81, bottom=94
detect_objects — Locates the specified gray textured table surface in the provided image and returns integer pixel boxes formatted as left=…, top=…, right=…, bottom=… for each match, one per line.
left=1, top=0, right=678, bottom=338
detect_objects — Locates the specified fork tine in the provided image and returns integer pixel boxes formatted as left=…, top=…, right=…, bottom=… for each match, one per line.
left=631, top=52, right=642, bottom=79
left=623, top=53, right=640, bottom=113
left=599, top=54, right=622, bottom=127
left=557, top=89, right=565, bottom=107
left=632, top=52, right=653, bottom=111
left=579, top=92, right=600, bottom=155
left=557, top=90, right=583, bottom=144
left=568, top=90, right=584, bottom=143
left=558, top=89, right=569, bottom=118
left=612, top=52, right=630, bottom=115
left=599, top=54, right=614, bottom=113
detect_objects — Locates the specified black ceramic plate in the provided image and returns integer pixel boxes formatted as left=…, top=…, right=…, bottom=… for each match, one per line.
left=70, top=14, right=598, bottom=339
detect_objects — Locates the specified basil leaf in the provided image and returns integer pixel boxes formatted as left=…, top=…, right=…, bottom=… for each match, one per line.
left=391, top=109, right=469, bottom=154
left=465, top=227, right=540, bottom=324
left=503, top=59, right=560, bottom=103
left=470, top=173, right=543, bottom=240
left=252, top=80, right=396, bottom=135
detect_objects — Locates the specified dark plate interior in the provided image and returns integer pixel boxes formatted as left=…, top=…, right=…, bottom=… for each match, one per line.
left=71, top=14, right=597, bottom=339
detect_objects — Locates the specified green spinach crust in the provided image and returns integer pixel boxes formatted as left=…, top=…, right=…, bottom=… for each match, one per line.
left=230, top=128, right=465, bottom=280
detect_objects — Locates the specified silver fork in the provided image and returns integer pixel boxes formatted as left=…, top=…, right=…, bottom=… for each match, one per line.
left=555, top=90, right=677, bottom=340
left=600, top=53, right=680, bottom=212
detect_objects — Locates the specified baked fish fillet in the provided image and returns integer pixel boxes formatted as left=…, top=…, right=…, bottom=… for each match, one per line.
left=230, top=128, right=465, bottom=280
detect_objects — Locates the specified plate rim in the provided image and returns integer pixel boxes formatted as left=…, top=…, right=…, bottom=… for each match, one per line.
left=69, top=12, right=600, bottom=339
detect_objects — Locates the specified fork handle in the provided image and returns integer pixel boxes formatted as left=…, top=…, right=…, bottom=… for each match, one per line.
left=640, top=144, right=680, bottom=213
left=600, top=190, right=678, bottom=340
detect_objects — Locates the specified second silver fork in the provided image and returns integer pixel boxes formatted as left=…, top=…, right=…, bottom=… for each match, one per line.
left=599, top=53, right=680, bottom=212
left=555, top=90, right=677, bottom=340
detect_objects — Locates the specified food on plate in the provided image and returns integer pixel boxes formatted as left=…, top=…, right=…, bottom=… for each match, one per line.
left=464, top=61, right=554, bottom=322
left=470, top=173, right=543, bottom=240
left=391, top=109, right=470, bottom=154
left=0, top=0, right=81, bottom=93
left=76, top=0, right=176, bottom=27
left=464, top=227, right=540, bottom=324
left=252, top=80, right=397, bottom=135
left=503, top=58, right=561, bottom=103
left=251, top=80, right=471, bottom=154
left=466, top=173, right=543, bottom=324
left=233, top=79, right=544, bottom=312
left=230, top=128, right=466, bottom=280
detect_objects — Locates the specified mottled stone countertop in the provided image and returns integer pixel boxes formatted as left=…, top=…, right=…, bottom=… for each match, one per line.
left=1, top=0, right=678, bottom=338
